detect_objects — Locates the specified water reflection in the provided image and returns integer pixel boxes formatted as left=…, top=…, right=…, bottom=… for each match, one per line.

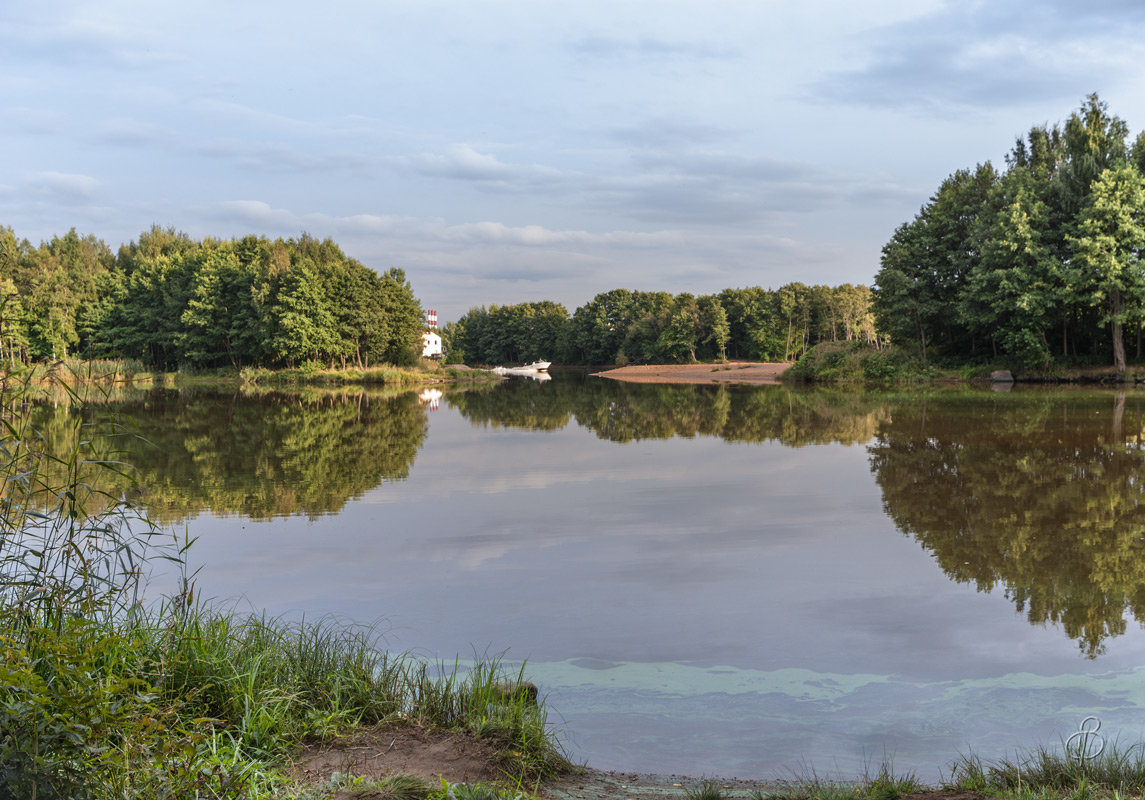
left=24, top=378, right=1145, bottom=658
left=25, top=387, right=429, bottom=520
left=868, top=390, right=1145, bottom=658
left=455, top=381, right=1145, bottom=657
left=450, top=379, right=887, bottom=446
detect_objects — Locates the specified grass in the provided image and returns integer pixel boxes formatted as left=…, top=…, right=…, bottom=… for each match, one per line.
left=946, top=743, right=1145, bottom=799
left=752, top=748, right=1145, bottom=800
left=687, top=779, right=735, bottom=799
left=4, top=355, right=498, bottom=392
left=756, top=761, right=922, bottom=800
left=237, top=360, right=499, bottom=388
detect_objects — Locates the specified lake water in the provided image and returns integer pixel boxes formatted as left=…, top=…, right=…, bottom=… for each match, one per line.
left=44, top=375, right=1145, bottom=780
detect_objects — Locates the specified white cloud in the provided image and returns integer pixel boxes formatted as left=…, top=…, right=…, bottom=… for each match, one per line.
left=25, top=172, right=100, bottom=204
left=202, top=200, right=683, bottom=250
left=814, top=0, right=1145, bottom=111
left=570, top=35, right=739, bottom=62
left=408, top=145, right=566, bottom=187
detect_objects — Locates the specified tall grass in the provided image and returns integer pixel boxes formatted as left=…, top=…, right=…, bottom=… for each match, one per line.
left=240, top=364, right=437, bottom=387
left=948, top=742, right=1145, bottom=798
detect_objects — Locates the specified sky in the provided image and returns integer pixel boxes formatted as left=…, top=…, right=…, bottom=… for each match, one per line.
left=4, top=0, right=1145, bottom=322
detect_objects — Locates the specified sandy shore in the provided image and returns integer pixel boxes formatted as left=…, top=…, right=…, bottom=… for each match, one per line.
left=591, top=361, right=790, bottom=385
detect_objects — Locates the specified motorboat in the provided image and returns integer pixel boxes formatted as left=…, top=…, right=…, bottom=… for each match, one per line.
left=492, top=359, right=551, bottom=376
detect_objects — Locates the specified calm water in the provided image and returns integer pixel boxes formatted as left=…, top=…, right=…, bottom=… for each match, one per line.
left=43, top=376, right=1145, bottom=779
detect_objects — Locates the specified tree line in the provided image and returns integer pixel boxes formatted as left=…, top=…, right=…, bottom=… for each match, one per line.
left=445, top=283, right=877, bottom=366
left=0, top=226, right=424, bottom=370
left=874, top=94, right=1145, bottom=371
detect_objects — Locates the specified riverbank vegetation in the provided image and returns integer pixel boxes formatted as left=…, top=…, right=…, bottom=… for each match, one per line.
left=445, top=284, right=878, bottom=367
left=0, top=226, right=425, bottom=371
left=753, top=746, right=1145, bottom=800
left=0, top=372, right=567, bottom=799
left=873, top=94, right=1145, bottom=374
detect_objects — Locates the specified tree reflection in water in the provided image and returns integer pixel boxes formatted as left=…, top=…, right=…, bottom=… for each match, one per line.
left=20, top=386, right=429, bottom=521
left=868, top=390, right=1145, bottom=658
left=23, top=379, right=1145, bottom=656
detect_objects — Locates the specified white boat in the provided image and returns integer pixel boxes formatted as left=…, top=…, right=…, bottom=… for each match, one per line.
left=492, top=359, right=551, bottom=376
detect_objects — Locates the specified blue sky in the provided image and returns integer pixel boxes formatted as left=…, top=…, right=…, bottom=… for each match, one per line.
left=4, top=0, right=1145, bottom=321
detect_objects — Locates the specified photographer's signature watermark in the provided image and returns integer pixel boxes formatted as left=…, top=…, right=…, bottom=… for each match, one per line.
left=1066, top=716, right=1105, bottom=762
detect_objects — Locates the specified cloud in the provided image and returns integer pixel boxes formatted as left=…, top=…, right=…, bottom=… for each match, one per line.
left=407, top=145, right=565, bottom=188
left=570, top=35, right=737, bottom=61
left=193, top=139, right=371, bottom=173
left=590, top=152, right=840, bottom=225
left=0, top=107, right=67, bottom=135
left=440, top=222, right=683, bottom=248
left=25, top=172, right=100, bottom=204
left=200, top=200, right=683, bottom=250
left=207, top=200, right=303, bottom=231
left=608, top=119, right=730, bottom=149
left=813, top=0, right=1145, bottom=111
left=94, top=117, right=176, bottom=147
left=0, top=15, right=179, bottom=70
left=405, top=143, right=860, bottom=226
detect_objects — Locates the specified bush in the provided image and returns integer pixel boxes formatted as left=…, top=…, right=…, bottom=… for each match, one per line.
left=788, top=342, right=934, bottom=384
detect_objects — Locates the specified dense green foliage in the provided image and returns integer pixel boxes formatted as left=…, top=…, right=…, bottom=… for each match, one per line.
left=448, top=283, right=877, bottom=366
left=874, top=94, right=1145, bottom=371
left=0, top=226, right=425, bottom=370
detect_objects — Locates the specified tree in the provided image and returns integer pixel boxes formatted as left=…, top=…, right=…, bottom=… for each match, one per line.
left=1056, top=93, right=1130, bottom=221
left=697, top=294, right=729, bottom=360
left=959, top=169, right=1066, bottom=366
left=179, top=242, right=266, bottom=368
left=872, top=164, right=999, bottom=359
left=569, top=289, right=637, bottom=364
left=1069, top=163, right=1145, bottom=373
left=268, top=261, right=338, bottom=366
left=375, top=268, right=423, bottom=366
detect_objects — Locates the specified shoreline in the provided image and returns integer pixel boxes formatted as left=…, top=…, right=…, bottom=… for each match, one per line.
left=592, top=361, right=790, bottom=384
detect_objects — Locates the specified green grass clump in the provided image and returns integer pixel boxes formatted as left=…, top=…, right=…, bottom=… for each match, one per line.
left=757, top=762, right=921, bottom=800
left=947, top=743, right=1145, bottom=799
left=398, top=659, right=569, bottom=781
left=687, top=778, right=732, bottom=799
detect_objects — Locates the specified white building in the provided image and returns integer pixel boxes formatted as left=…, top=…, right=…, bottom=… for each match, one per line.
left=422, top=329, right=442, bottom=358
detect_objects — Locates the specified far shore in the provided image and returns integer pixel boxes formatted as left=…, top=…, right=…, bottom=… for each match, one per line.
left=592, top=361, right=790, bottom=385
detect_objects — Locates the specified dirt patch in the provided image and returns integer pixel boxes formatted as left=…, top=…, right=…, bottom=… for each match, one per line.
left=294, top=723, right=504, bottom=790
left=593, top=362, right=789, bottom=385
left=294, top=724, right=993, bottom=800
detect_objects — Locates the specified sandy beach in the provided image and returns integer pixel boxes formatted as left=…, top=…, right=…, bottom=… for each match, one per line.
left=592, top=361, right=790, bottom=385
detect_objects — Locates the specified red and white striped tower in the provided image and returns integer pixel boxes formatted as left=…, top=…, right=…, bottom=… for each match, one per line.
left=427, top=309, right=437, bottom=328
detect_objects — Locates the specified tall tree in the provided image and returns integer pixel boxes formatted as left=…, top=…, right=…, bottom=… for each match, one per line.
left=1069, top=163, right=1145, bottom=373
left=959, top=170, right=1064, bottom=366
